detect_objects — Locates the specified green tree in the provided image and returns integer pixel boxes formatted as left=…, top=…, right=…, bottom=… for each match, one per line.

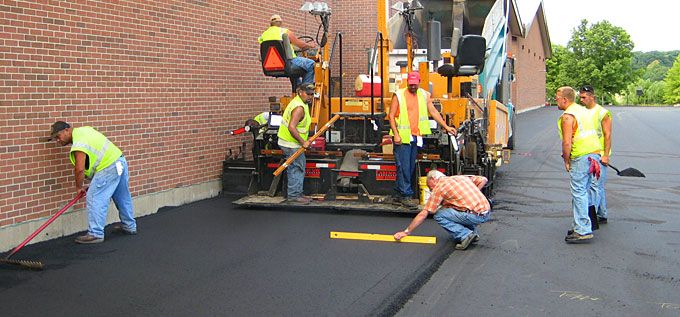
left=664, top=54, right=680, bottom=104
left=568, top=20, right=635, bottom=104
left=625, top=79, right=666, bottom=105
left=545, top=45, right=577, bottom=101
left=643, top=60, right=669, bottom=81
left=632, top=50, right=680, bottom=71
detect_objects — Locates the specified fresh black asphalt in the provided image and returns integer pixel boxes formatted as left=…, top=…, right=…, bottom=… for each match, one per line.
left=1, top=195, right=451, bottom=316
left=3, top=106, right=680, bottom=316
left=398, top=106, right=680, bottom=316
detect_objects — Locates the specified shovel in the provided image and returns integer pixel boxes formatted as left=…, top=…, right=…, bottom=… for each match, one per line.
left=608, top=163, right=645, bottom=177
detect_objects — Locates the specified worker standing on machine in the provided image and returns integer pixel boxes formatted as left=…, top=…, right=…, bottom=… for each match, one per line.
left=258, top=14, right=317, bottom=86
left=277, top=84, right=315, bottom=203
left=48, top=121, right=137, bottom=244
left=388, top=72, right=456, bottom=208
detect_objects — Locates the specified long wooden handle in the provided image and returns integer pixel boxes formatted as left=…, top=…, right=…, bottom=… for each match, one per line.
left=273, top=114, right=341, bottom=176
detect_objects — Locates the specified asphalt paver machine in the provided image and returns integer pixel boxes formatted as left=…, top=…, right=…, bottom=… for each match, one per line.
left=226, top=0, right=515, bottom=212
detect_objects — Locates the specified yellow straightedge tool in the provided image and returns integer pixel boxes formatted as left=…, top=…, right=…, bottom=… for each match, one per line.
left=330, top=231, right=436, bottom=244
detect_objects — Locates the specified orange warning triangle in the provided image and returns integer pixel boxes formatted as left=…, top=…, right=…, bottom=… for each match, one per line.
left=264, top=47, right=285, bottom=71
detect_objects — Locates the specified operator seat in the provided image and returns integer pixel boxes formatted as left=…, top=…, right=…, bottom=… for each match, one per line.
left=437, top=35, right=486, bottom=95
left=260, top=33, right=307, bottom=92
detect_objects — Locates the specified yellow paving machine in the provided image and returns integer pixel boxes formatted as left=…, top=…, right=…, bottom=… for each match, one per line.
left=226, top=0, right=515, bottom=212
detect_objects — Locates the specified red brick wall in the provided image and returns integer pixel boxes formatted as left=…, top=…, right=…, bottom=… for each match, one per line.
left=510, top=16, right=548, bottom=112
left=326, top=1, right=391, bottom=97
left=1, top=1, right=547, bottom=229
left=0, top=0, right=311, bottom=228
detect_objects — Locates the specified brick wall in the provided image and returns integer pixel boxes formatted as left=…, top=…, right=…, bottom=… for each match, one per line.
left=0, top=0, right=312, bottom=228
left=1, top=0, right=547, bottom=232
left=510, top=15, right=548, bottom=112
left=326, top=0, right=393, bottom=97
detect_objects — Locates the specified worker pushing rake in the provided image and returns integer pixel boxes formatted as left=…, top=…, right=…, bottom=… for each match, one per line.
left=1, top=192, right=84, bottom=270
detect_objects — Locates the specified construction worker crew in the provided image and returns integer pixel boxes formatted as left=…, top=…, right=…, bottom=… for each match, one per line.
left=244, top=111, right=271, bottom=135
left=259, top=14, right=317, bottom=85
left=556, top=86, right=602, bottom=243
left=394, top=170, right=490, bottom=250
left=49, top=121, right=137, bottom=244
left=388, top=71, right=456, bottom=208
left=277, top=84, right=315, bottom=203
left=579, top=85, right=612, bottom=226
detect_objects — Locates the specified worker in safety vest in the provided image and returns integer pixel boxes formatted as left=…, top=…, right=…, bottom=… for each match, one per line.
left=241, top=112, right=270, bottom=135
left=579, top=85, right=612, bottom=226
left=258, top=14, right=317, bottom=85
left=277, top=84, right=315, bottom=203
left=556, top=86, right=602, bottom=243
left=49, top=121, right=137, bottom=244
left=388, top=72, right=457, bottom=208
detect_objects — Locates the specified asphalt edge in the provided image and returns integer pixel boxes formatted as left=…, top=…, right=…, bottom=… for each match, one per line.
left=373, top=243, right=455, bottom=317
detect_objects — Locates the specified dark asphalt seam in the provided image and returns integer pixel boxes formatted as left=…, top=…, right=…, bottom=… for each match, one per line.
left=372, top=244, right=455, bottom=317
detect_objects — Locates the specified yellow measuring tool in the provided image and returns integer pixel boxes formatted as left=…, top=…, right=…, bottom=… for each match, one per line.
left=330, top=231, right=436, bottom=244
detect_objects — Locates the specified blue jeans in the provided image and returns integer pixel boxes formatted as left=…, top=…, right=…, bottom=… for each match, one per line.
left=281, top=146, right=306, bottom=198
left=86, top=157, right=136, bottom=238
left=394, top=141, right=418, bottom=197
left=290, top=57, right=315, bottom=85
left=434, top=208, right=490, bottom=241
left=570, top=154, right=599, bottom=235
left=588, top=160, right=608, bottom=218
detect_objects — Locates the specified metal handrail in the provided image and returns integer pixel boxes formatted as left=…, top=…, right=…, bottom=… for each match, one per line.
left=369, top=32, right=383, bottom=116
left=329, top=32, right=343, bottom=113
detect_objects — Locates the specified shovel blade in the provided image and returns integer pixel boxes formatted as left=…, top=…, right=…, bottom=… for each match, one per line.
left=618, top=168, right=645, bottom=177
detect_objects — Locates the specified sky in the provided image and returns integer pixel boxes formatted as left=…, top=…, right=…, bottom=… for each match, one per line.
left=516, top=0, right=680, bottom=52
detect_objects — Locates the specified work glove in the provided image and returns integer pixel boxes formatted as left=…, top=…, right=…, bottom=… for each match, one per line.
left=588, top=157, right=601, bottom=180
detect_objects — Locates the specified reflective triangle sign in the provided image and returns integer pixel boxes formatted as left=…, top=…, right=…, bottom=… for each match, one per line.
left=264, top=47, right=285, bottom=71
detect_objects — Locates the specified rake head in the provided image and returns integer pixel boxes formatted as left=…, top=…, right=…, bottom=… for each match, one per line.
left=1, top=258, right=44, bottom=270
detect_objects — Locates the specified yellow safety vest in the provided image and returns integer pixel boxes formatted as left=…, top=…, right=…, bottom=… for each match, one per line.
left=69, top=127, right=123, bottom=178
left=390, top=88, right=432, bottom=142
left=254, top=112, right=269, bottom=125
left=277, top=95, right=311, bottom=148
left=258, top=26, right=297, bottom=58
left=590, top=104, right=611, bottom=156
left=558, top=103, right=601, bottom=159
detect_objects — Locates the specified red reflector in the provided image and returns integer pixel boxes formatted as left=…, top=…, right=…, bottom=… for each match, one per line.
left=306, top=163, right=336, bottom=168
left=360, top=164, right=397, bottom=171
left=424, top=168, right=446, bottom=173
left=339, top=171, right=359, bottom=177
left=264, top=47, right=285, bottom=71
left=266, top=163, right=280, bottom=169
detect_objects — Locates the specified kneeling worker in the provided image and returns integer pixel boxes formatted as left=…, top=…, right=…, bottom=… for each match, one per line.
left=49, top=121, right=137, bottom=244
left=277, top=84, right=315, bottom=203
left=394, top=170, right=490, bottom=250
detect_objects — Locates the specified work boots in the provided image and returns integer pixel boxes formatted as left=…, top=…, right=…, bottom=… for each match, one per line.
left=111, top=223, right=137, bottom=235
left=564, top=231, right=593, bottom=243
left=74, top=234, right=104, bottom=244
left=394, top=196, right=419, bottom=209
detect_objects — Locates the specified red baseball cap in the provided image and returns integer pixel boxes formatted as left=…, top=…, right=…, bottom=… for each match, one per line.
left=407, top=72, right=420, bottom=85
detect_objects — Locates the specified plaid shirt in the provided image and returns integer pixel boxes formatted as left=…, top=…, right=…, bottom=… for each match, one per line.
left=423, top=175, right=490, bottom=214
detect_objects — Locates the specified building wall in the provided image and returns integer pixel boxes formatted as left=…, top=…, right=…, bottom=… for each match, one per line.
left=0, top=0, right=548, bottom=249
left=510, top=15, right=548, bottom=112
left=0, top=0, right=313, bottom=248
